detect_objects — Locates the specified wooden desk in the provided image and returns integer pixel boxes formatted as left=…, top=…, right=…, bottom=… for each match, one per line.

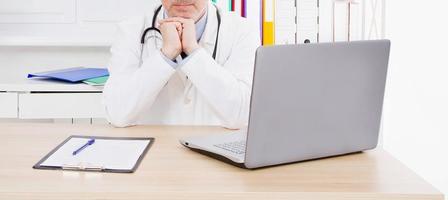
left=0, top=123, right=443, bottom=200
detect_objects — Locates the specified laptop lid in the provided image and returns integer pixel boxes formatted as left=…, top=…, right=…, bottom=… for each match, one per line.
left=244, top=40, right=391, bottom=169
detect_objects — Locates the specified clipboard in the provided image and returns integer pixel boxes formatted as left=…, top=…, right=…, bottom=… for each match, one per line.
left=33, top=135, right=154, bottom=173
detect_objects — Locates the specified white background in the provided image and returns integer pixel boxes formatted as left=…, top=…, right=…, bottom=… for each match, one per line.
left=384, top=1, right=448, bottom=198
left=0, top=0, right=155, bottom=46
left=0, top=0, right=446, bottom=197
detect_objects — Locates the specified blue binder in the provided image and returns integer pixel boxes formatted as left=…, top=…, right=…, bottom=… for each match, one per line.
left=28, top=67, right=109, bottom=83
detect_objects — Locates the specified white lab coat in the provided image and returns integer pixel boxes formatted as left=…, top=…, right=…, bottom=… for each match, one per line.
left=103, top=2, right=260, bottom=129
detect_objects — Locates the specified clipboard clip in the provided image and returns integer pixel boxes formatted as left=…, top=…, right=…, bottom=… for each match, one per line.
left=62, top=164, right=105, bottom=171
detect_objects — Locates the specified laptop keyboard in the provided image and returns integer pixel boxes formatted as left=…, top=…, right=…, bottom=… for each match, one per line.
left=213, top=140, right=246, bottom=155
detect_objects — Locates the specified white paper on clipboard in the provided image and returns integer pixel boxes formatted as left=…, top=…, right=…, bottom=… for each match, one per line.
left=40, top=137, right=151, bottom=170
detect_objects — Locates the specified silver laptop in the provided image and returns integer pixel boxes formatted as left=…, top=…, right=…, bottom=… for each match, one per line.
left=180, top=40, right=391, bottom=169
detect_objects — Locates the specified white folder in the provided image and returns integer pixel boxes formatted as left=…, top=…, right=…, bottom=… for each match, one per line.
left=319, top=0, right=334, bottom=42
left=296, top=0, right=319, bottom=43
left=275, top=0, right=296, bottom=44
left=333, top=0, right=350, bottom=42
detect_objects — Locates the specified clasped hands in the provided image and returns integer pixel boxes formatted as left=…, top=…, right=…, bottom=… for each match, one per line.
left=159, top=18, right=200, bottom=60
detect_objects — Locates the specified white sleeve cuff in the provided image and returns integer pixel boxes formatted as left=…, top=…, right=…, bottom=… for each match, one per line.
left=159, top=50, right=179, bottom=69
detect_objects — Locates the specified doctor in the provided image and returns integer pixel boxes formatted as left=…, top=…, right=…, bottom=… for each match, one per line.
left=103, top=0, right=260, bottom=129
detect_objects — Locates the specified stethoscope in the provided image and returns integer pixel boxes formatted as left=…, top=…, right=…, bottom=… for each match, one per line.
left=140, top=4, right=221, bottom=60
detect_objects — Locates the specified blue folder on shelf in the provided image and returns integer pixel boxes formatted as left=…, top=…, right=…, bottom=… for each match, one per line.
left=27, top=67, right=109, bottom=83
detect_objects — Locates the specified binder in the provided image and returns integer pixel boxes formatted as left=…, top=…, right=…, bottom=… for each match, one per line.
left=260, top=0, right=365, bottom=44
left=241, top=0, right=247, bottom=17
left=216, top=0, right=230, bottom=11
left=246, top=0, right=262, bottom=42
left=349, top=1, right=362, bottom=41
left=262, top=0, right=275, bottom=45
left=333, top=0, right=350, bottom=42
left=296, top=0, right=319, bottom=43
left=274, top=0, right=296, bottom=44
left=33, top=135, right=154, bottom=173
left=319, top=0, right=334, bottom=42
left=234, top=0, right=241, bottom=16
left=27, top=67, right=109, bottom=83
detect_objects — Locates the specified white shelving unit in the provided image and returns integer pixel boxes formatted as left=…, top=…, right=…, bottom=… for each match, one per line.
left=0, top=57, right=107, bottom=123
left=0, top=45, right=110, bottom=123
left=0, top=0, right=152, bottom=123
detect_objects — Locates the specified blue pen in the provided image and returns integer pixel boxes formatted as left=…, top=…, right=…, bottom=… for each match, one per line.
left=72, top=139, right=95, bottom=156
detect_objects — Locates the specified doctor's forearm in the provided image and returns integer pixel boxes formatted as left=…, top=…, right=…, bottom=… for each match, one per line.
left=104, top=53, right=175, bottom=127
left=180, top=48, right=252, bottom=129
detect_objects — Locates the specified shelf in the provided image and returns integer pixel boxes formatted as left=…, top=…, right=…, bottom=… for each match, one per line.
left=0, top=66, right=104, bottom=92
left=0, top=36, right=113, bottom=47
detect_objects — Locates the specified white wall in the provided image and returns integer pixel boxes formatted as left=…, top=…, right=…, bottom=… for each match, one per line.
left=384, top=1, right=448, bottom=198
left=0, top=0, right=156, bottom=46
left=0, top=46, right=110, bottom=75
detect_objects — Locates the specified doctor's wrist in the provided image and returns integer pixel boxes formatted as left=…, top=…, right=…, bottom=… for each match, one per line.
left=161, top=47, right=180, bottom=60
left=183, top=44, right=200, bottom=55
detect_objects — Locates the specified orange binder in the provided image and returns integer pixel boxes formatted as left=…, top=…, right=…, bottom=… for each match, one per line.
left=262, top=0, right=275, bottom=46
